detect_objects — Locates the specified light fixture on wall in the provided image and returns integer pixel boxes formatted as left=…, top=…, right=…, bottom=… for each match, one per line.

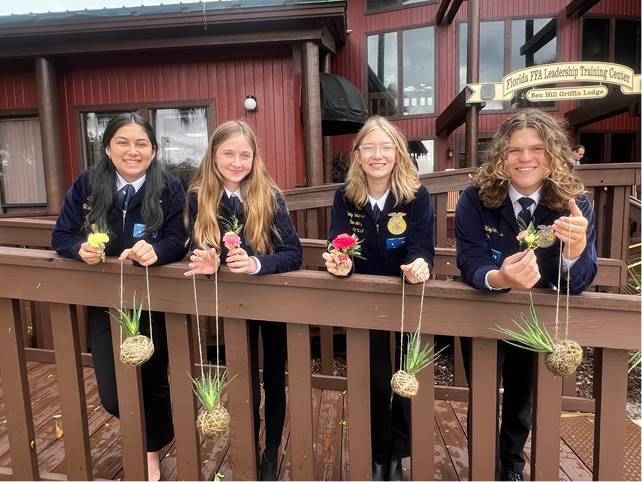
left=447, top=145, right=454, bottom=159
left=244, top=95, right=257, bottom=112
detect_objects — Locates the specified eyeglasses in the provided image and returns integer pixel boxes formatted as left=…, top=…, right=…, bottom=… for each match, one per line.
left=358, top=143, right=397, bottom=156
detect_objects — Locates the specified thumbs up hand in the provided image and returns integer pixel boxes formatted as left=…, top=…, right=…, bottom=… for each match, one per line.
left=553, top=199, right=588, bottom=260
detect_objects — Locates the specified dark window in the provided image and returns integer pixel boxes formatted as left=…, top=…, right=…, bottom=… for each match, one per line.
left=0, top=117, right=47, bottom=208
left=366, top=0, right=431, bottom=13
left=578, top=132, right=603, bottom=164
left=611, top=133, right=635, bottom=163
left=614, top=19, right=641, bottom=73
left=583, top=18, right=640, bottom=73
left=581, top=18, right=610, bottom=62
left=367, top=26, right=435, bottom=117
left=511, top=18, right=557, bottom=70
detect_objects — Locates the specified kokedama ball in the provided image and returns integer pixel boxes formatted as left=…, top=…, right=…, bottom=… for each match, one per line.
left=197, top=405, right=230, bottom=438
left=120, top=335, right=154, bottom=366
left=391, top=370, right=419, bottom=398
left=544, top=340, right=583, bottom=376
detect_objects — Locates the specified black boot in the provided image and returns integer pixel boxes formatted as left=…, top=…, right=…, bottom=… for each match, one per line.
left=372, top=460, right=387, bottom=481
left=259, top=450, right=278, bottom=481
left=387, top=457, right=402, bottom=481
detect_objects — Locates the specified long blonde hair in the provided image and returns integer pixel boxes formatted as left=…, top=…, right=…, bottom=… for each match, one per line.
left=472, top=109, right=584, bottom=210
left=344, top=116, right=420, bottom=207
left=187, top=120, right=278, bottom=254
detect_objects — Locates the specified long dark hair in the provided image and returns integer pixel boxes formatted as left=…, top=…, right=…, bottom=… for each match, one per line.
left=85, top=112, right=166, bottom=234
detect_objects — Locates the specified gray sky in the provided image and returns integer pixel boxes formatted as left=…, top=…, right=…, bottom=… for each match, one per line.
left=0, top=0, right=184, bottom=16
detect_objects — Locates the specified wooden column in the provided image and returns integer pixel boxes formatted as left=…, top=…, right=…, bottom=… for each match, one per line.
left=322, top=52, right=333, bottom=184
left=35, top=57, right=66, bottom=215
left=465, top=0, right=481, bottom=167
left=301, top=41, right=324, bottom=187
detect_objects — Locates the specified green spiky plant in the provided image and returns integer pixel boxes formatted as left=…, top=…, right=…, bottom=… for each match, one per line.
left=494, top=292, right=583, bottom=376
left=404, top=327, right=447, bottom=375
left=191, top=369, right=236, bottom=438
left=112, top=292, right=144, bottom=338
left=391, top=327, right=446, bottom=398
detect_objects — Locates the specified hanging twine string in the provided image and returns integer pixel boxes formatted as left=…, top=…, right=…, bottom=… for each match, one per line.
left=399, top=275, right=428, bottom=371
left=119, top=260, right=124, bottom=343
left=214, top=269, right=220, bottom=381
left=145, top=265, right=153, bottom=341
left=399, top=274, right=406, bottom=371
left=554, top=218, right=574, bottom=341
left=192, top=274, right=206, bottom=380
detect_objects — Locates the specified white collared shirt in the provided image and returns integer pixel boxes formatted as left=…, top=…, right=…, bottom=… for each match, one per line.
left=368, top=190, right=390, bottom=212
left=116, top=172, right=146, bottom=192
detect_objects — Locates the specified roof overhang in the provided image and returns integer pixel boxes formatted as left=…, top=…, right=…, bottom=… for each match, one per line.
left=0, top=1, right=346, bottom=59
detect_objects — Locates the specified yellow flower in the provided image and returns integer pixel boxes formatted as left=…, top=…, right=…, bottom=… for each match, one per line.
left=88, top=232, right=109, bottom=249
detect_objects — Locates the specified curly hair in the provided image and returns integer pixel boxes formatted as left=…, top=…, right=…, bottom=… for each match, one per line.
left=472, top=109, right=584, bottom=210
left=344, top=116, right=420, bottom=207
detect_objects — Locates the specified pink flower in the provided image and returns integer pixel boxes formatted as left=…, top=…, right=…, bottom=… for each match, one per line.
left=331, top=233, right=357, bottom=251
left=516, top=230, right=528, bottom=242
left=337, top=253, right=349, bottom=262
left=223, top=231, right=241, bottom=249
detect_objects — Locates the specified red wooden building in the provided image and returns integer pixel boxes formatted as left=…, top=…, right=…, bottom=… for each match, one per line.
left=0, top=0, right=639, bottom=215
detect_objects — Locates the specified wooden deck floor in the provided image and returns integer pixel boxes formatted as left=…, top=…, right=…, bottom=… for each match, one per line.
left=0, top=362, right=639, bottom=481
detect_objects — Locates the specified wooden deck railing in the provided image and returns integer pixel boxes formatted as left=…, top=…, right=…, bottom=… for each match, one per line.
left=0, top=248, right=639, bottom=481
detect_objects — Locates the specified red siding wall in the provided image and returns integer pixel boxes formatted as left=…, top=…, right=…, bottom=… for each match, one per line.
left=56, top=47, right=300, bottom=188
left=0, top=60, right=37, bottom=110
left=332, top=0, right=640, bottom=168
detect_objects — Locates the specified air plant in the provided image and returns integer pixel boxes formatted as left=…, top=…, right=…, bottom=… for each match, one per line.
left=191, top=369, right=235, bottom=438
left=494, top=293, right=582, bottom=376
left=110, top=292, right=154, bottom=366
left=390, top=327, right=446, bottom=398
left=629, top=351, right=641, bottom=373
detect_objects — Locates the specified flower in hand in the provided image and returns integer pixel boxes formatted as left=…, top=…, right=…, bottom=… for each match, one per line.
left=223, top=232, right=241, bottom=250
left=327, top=233, right=364, bottom=270
left=87, top=224, right=109, bottom=262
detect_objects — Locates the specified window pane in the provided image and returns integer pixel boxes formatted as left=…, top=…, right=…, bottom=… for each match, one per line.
left=511, top=18, right=557, bottom=70
left=0, top=118, right=47, bottom=206
left=82, top=111, right=128, bottom=168
left=403, top=26, right=435, bottom=115
left=459, top=21, right=505, bottom=110
left=153, top=107, right=208, bottom=189
left=611, top=133, right=635, bottom=163
left=582, top=18, right=609, bottom=62
left=615, top=20, right=641, bottom=73
left=408, top=139, right=434, bottom=174
left=367, top=32, right=399, bottom=116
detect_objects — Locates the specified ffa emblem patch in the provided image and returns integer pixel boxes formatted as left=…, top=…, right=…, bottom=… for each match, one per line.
left=387, top=212, right=407, bottom=235
left=537, top=225, right=556, bottom=248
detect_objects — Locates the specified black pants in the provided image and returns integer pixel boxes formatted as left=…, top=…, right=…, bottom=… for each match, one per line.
left=249, top=320, right=287, bottom=459
left=370, top=330, right=411, bottom=464
left=461, top=337, right=534, bottom=477
left=87, top=306, right=174, bottom=452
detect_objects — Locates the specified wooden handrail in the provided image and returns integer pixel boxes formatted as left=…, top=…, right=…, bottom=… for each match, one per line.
left=0, top=247, right=638, bottom=480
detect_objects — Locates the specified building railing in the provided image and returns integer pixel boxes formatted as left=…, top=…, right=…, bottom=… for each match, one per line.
left=0, top=247, right=639, bottom=480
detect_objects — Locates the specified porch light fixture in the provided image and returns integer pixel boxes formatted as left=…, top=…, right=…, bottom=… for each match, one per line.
left=447, top=145, right=454, bottom=159
left=244, top=95, right=257, bottom=112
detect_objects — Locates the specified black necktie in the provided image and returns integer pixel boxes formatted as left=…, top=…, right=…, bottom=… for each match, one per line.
left=517, top=197, right=535, bottom=226
left=229, top=194, right=243, bottom=220
left=119, top=184, right=135, bottom=212
left=372, top=204, right=381, bottom=223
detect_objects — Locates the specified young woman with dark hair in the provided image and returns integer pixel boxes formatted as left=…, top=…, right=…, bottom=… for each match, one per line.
left=52, top=112, right=188, bottom=480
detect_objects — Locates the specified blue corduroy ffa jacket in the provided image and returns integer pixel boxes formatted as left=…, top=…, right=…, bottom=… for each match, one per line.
left=52, top=170, right=188, bottom=266
left=455, top=185, right=598, bottom=294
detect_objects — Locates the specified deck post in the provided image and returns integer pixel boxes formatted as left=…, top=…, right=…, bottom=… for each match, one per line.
left=411, top=334, right=435, bottom=480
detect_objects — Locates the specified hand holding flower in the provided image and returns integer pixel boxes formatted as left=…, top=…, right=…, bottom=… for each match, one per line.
left=184, top=248, right=220, bottom=276
left=223, top=231, right=242, bottom=251
left=324, top=233, right=363, bottom=277
left=226, top=247, right=257, bottom=274
left=322, top=251, right=352, bottom=276
left=82, top=225, right=110, bottom=264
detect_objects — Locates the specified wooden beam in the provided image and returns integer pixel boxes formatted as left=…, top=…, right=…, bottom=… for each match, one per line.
left=519, top=18, right=557, bottom=56
left=565, top=89, right=640, bottom=128
left=566, top=0, right=601, bottom=17
left=436, top=87, right=469, bottom=137
left=435, top=0, right=452, bottom=26
left=35, top=57, right=66, bottom=215
left=445, top=0, right=464, bottom=25
left=301, top=41, right=324, bottom=187
left=465, top=0, right=481, bottom=167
